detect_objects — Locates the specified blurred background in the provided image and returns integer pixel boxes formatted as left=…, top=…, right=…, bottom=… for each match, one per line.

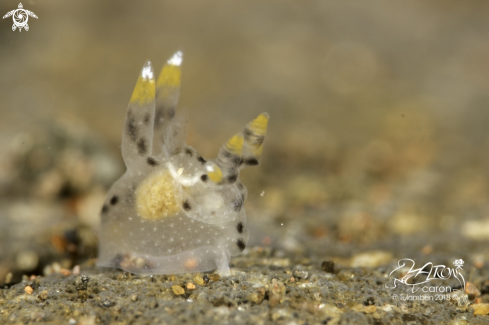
left=1, top=0, right=489, bottom=284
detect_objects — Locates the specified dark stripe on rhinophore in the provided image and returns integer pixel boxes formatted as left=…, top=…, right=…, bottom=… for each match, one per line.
left=243, top=128, right=265, bottom=145
left=147, top=157, right=158, bottom=166
left=137, top=138, right=148, bottom=155
left=236, top=239, right=246, bottom=251
left=219, top=150, right=241, bottom=166
left=126, top=110, right=138, bottom=142
left=110, top=196, right=118, bottom=205
left=197, top=156, right=206, bottom=164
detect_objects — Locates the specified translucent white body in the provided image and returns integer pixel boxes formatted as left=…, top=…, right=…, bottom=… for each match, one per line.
left=97, top=52, right=268, bottom=275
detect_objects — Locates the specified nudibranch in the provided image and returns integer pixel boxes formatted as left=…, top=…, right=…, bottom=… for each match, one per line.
left=97, top=52, right=269, bottom=275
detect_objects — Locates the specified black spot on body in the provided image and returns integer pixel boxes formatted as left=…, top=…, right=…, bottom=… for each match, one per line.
left=236, top=239, right=246, bottom=251
left=201, top=174, right=208, bottom=182
left=227, top=174, right=238, bottom=183
left=237, top=222, right=244, bottom=233
left=185, top=148, right=193, bottom=157
left=143, top=113, right=150, bottom=125
left=236, top=182, right=244, bottom=190
left=126, top=111, right=138, bottom=142
left=244, top=158, right=259, bottom=166
left=101, top=205, right=108, bottom=214
left=183, top=200, right=191, bottom=211
left=233, top=198, right=243, bottom=212
left=137, top=138, right=148, bottom=155
left=147, top=157, right=158, bottom=166
left=197, top=156, right=206, bottom=164
left=110, top=196, right=118, bottom=205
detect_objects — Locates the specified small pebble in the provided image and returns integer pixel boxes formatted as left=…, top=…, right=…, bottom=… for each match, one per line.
left=172, top=285, right=185, bottom=295
left=269, top=279, right=286, bottom=307
left=186, top=283, right=196, bottom=290
left=24, top=286, right=33, bottom=295
left=5, top=272, right=12, bottom=284
left=247, top=287, right=266, bottom=304
left=351, top=251, right=392, bottom=268
left=203, top=275, right=210, bottom=284
left=193, top=274, right=204, bottom=285
left=421, top=245, right=432, bottom=255
left=38, top=290, right=48, bottom=300
left=465, top=282, right=481, bottom=297
left=473, top=303, right=489, bottom=315
left=75, top=275, right=90, bottom=291
left=60, top=268, right=72, bottom=276
left=130, top=294, right=138, bottom=302
left=72, top=265, right=81, bottom=275
left=293, top=270, right=309, bottom=280
left=321, top=260, right=335, bottom=273
left=208, top=274, right=220, bottom=281
left=481, top=280, right=489, bottom=295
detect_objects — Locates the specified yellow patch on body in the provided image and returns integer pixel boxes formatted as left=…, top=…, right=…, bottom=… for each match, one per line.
left=206, top=163, right=223, bottom=183
left=136, top=171, right=180, bottom=220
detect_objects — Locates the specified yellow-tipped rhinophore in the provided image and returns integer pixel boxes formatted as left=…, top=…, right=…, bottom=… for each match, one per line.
left=130, top=61, right=155, bottom=104
left=248, top=113, right=269, bottom=136
left=156, top=51, right=182, bottom=89
left=225, top=134, right=244, bottom=156
left=206, top=163, right=223, bottom=183
left=240, top=112, right=269, bottom=166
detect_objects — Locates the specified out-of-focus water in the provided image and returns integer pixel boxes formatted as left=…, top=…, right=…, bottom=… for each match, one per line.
left=1, top=1, right=488, bottom=158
